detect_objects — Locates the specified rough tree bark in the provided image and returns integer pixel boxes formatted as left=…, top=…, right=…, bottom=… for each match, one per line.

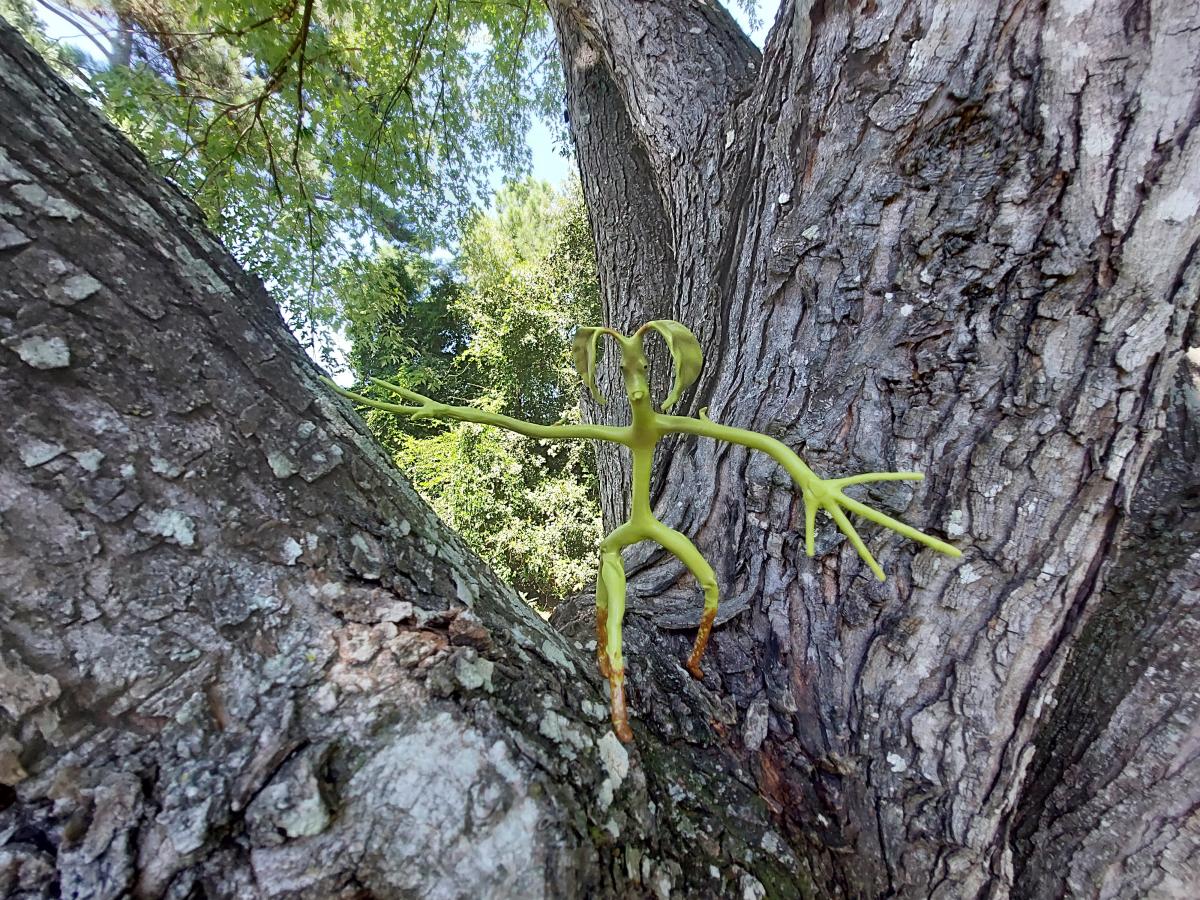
left=1, top=0, right=1198, bottom=895
left=0, top=21, right=809, bottom=900
left=549, top=0, right=1200, bottom=896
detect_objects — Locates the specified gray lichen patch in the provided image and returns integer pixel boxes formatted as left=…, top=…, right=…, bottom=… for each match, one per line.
left=12, top=334, right=70, bottom=368
left=139, top=508, right=197, bottom=547
left=0, top=145, right=32, bottom=183
left=18, top=438, right=64, bottom=467
left=0, top=735, right=27, bottom=785
left=347, top=531, right=385, bottom=580
left=150, top=455, right=185, bottom=479
left=595, top=730, right=631, bottom=811
left=245, top=750, right=332, bottom=843
left=540, top=638, right=577, bottom=676
left=281, top=537, right=303, bottom=566
left=259, top=425, right=345, bottom=483
left=71, top=448, right=105, bottom=473
left=454, top=651, right=495, bottom=692
left=49, top=272, right=102, bottom=305
left=539, top=709, right=590, bottom=760
left=11, top=182, right=81, bottom=220
left=0, top=219, right=30, bottom=249
left=0, top=653, right=61, bottom=719
left=265, top=450, right=299, bottom=479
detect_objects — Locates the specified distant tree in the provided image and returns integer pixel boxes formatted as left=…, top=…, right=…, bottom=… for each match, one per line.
left=341, top=179, right=602, bottom=606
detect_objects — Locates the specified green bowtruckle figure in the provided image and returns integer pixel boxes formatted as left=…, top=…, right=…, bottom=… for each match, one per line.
left=322, top=320, right=961, bottom=742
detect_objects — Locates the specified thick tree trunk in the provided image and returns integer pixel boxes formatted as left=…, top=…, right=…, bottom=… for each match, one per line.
left=550, top=0, right=1200, bottom=895
left=3, top=0, right=1199, bottom=894
left=0, top=21, right=809, bottom=899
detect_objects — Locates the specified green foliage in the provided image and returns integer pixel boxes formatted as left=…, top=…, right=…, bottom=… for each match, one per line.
left=11, top=0, right=597, bottom=607
left=343, top=179, right=602, bottom=607
left=393, top=423, right=599, bottom=606
left=11, top=0, right=562, bottom=350
left=457, top=179, right=601, bottom=424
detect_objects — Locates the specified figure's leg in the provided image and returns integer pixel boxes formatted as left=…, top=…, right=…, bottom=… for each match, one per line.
left=595, top=553, right=611, bottom=679
left=649, top=523, right=720, bottom=680
left=596, top=524, right=636, bottom=741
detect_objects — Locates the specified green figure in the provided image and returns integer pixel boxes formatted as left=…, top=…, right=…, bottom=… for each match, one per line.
left=323, top=320, right=960, bottom=741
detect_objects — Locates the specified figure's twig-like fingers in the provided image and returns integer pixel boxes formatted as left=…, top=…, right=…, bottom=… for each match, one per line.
left=803, top=489, right=817, bottom=557
left=831, top=471, right=924, bottom=488
left=837, top=494, right=961, bottom=558
left=827, top=504, right=886, bottom=581
left=369, top=376, right=427, bottom=404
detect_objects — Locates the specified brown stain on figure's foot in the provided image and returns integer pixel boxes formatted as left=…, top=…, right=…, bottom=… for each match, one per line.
left=596, top=607, right=611, bottom=678
left=609, top=670, right=633, bottom=742
left=686, top=606, right=717, bottom=680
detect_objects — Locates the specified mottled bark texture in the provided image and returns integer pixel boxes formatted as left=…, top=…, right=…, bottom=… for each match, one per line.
left=0, top=21, right=812, bottom=900
left=1, top=0, right=1198, bottom=894
left=551, top=0, right=1200, bottom=896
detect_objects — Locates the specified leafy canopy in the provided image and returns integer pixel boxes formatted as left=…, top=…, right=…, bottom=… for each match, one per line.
left=11, top=0, right=562, bottom=347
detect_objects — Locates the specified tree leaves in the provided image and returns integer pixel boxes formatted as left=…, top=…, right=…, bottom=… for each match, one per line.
left=8, top=0, right=562, bottom=339
left=344, top=179, right=601, bottom=605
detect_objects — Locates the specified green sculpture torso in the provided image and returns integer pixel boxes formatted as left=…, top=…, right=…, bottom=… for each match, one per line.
left=324, top=320, right=960, bottom=741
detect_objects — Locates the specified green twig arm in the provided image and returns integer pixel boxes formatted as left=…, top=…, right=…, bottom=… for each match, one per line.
left=659, top=411, right=961, bottom=579
left=321, top=376, right=627, bottom=444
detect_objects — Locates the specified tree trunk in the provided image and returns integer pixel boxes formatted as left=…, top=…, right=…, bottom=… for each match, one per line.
left=2, top=0, right=1199, bottom=894
left=548, top=0, right=1200, bottom=895
left=0, top=21, right=810, bottom=899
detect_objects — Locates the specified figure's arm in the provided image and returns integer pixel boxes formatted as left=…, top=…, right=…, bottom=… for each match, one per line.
left=658, top=411, right=960, bottom=580
left=322, top=376, right=628, bottom=444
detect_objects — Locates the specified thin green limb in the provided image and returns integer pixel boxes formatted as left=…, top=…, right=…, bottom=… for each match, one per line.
left=837, top=493, right=962, bottom=558
left=322, top=379, right=421, bottom=415
left=645, top=522, right=719, bottom=678
left=803, top=488, right=817, bottom=557
left=825, top=502, right=886, bottom=581
left=320, top=375, right=625, bottom=443
left=831, top=471, right=924, bottom=488
left=369, top=376, right=428, bottom=403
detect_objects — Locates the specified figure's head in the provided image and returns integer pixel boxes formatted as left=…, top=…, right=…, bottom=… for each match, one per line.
left=571, top=320, right=703, bottom=412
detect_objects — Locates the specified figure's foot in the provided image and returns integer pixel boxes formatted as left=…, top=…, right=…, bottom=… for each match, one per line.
left=608, top=670, right=633, bottom=743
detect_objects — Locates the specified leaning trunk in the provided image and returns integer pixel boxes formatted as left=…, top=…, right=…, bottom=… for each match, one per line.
left=551, top=0, right=1200, bottom=894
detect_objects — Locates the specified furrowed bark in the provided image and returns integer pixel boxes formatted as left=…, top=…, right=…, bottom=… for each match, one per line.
left=552, top=0, right=1200, bottom=895
left=1011, top=357, right=1200, bottom=898
left=0, top=21, right=811, bottom=899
